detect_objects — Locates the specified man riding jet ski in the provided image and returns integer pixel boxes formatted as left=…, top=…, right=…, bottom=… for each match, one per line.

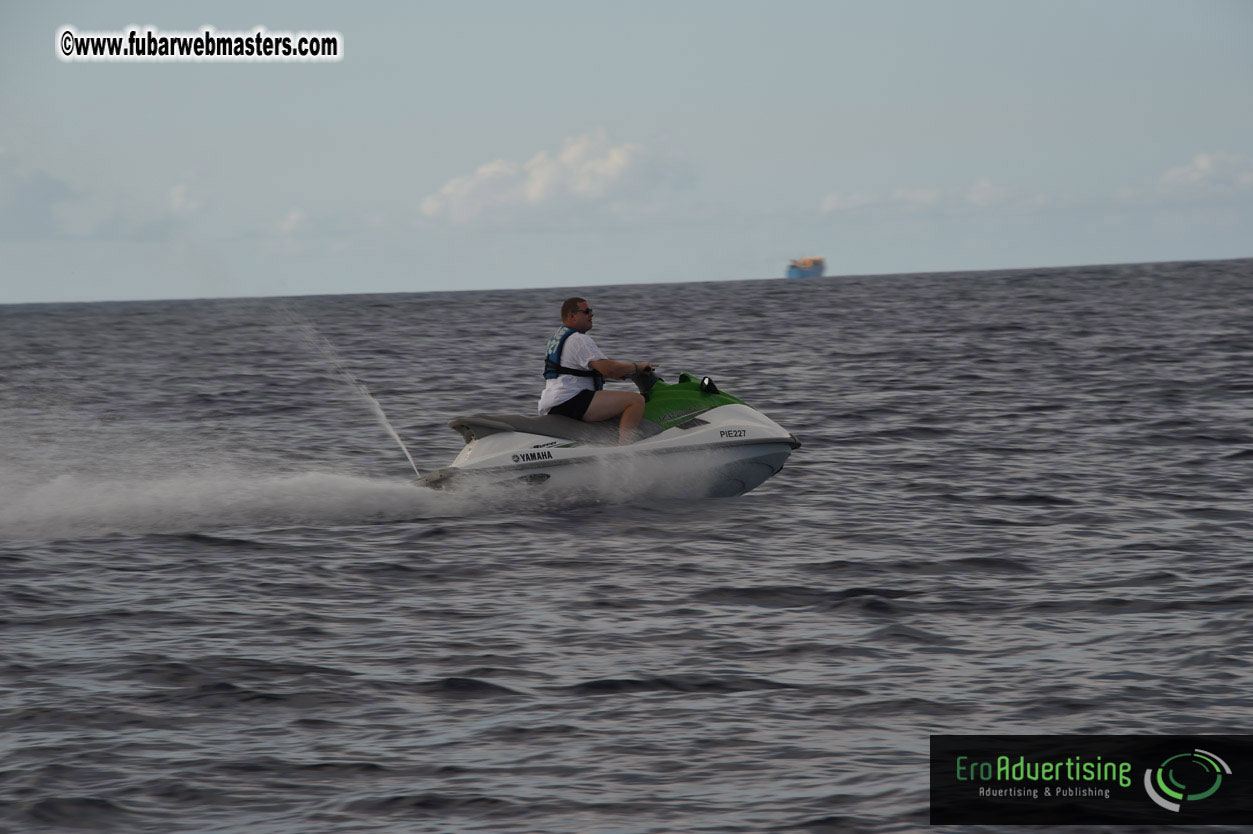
left=418, top=298, right=800, bottom=498
left=538, top=296, right=656, bottom=445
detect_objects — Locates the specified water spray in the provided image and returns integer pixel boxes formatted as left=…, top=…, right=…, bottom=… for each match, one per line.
left=335, top=371, right=423, bottom=480
left=281, top=305, right=422, bottom=479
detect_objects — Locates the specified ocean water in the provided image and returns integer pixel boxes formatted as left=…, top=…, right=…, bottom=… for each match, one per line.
left=2, top=259, right=1251, bottom=833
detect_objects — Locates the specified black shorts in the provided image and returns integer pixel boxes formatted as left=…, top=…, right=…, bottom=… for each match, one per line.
left=548, top=389, right=595, bottom=420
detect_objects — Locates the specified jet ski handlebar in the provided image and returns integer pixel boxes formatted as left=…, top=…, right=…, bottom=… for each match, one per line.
left=626, top=368, right=661, bottom=395
left=625, top=368, right=720, bottom=398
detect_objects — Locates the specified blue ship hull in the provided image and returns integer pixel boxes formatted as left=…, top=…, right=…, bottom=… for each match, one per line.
left=787, top=258, right=825, bottom=278
left=787, top=264, right=824, bottom=278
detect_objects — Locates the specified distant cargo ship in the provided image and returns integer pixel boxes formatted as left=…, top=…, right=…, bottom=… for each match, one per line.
left=787, top=257, right=825, bottom=278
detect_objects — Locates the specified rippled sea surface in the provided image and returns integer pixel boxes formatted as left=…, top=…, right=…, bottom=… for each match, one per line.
left=2, top=259, right=1252, bottom=833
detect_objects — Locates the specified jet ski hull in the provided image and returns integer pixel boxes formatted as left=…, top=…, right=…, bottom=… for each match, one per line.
left=421, top=402, right=800, bottom=498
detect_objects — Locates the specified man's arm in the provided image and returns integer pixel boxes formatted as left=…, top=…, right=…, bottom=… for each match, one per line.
left=589, top=358, right=656, bottom=380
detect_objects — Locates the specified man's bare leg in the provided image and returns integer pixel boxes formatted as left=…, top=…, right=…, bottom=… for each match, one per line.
left=582, top=391, right=647, bottom=445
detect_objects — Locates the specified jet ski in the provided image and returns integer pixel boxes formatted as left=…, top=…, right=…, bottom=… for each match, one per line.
left=419, top=371, right=801, bottom=498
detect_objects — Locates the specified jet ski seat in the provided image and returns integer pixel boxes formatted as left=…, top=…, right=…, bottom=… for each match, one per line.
left=449, top=413, right=663, bottom=445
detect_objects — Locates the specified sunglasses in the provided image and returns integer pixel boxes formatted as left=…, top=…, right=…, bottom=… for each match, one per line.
left=575, top=307, right=593, bottom=315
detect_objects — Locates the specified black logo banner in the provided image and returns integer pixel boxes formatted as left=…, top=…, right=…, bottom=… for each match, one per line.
left=931, top=735, right=1253, bottom=824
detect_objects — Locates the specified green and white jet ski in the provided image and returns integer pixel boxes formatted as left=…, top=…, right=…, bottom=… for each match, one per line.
left=420, top=372, right=801, bottom=498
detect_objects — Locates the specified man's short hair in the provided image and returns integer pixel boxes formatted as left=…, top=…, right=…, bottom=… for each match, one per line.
left=561, top=297, right=586, bottom=321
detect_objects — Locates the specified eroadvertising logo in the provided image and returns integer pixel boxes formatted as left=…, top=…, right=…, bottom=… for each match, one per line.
left=1143, top=748, right=1231, bottom=812
left=930, top=735, right=1253, bottom=824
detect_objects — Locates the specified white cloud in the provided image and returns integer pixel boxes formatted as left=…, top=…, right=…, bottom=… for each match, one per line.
left=420, top=130, right=644, bottom=223
left=278, top=209, right=306, bottom=235
left=1116, top=152, right=1253, bottom=206
left=1160, top=152, right=1253, bottom=191
left=966, top=178, right=1008, bottom=207
left=170, top=183, right=200, bottom=217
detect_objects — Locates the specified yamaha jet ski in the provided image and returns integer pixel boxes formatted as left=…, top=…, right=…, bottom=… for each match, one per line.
left=419, top=371, right=800, bottom=498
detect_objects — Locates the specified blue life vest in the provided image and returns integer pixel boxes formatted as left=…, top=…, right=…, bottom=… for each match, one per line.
left=543, top=326, right=603, bottom=390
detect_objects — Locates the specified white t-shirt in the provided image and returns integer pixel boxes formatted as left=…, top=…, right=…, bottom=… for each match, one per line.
left=538, top=331, right=608, bottom=414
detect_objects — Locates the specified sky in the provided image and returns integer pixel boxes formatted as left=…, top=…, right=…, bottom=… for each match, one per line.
left=1, top=0, right=1251, bottom=304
